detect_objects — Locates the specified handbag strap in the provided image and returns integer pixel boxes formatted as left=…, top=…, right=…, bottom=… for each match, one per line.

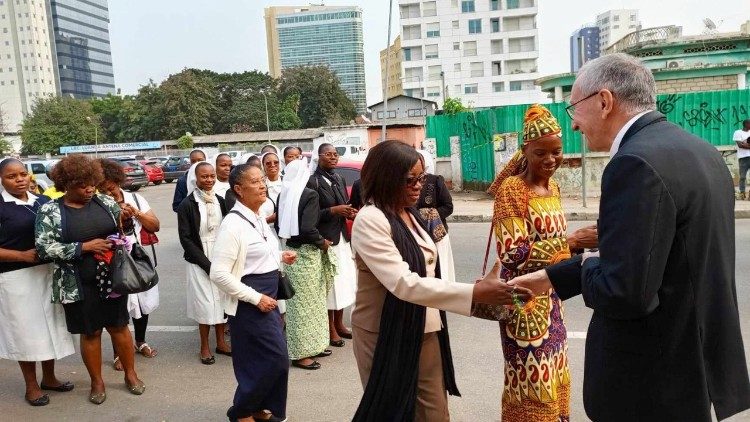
left=128, top=192, right=158, bottom=266
left=482, top=221, right=495, bottom=275
left=229, top=210, right=283, bottom=271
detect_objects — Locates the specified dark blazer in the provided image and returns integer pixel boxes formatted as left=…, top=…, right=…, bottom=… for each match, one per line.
left=350, top=179, right=363, bottom=210
left=546, top=111, right=750, bottom=421
left=417, top=174, right=453, bottom=229
left=176, top=193, right=227, bottom=275
left=276, top=188, right=325, bottom=249
left=171, top=173, right=188, bottom=213
left=307, top=168, right=350, bottom=245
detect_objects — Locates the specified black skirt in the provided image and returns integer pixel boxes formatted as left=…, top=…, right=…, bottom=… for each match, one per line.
left=62, top=283, right=129, bottom=335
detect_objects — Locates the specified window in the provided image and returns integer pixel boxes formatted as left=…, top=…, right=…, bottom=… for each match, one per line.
left=506, top=58, right=536, bottom=73
left=400, top=4, right=420, bottom=18
left=491, top=18, right=500, bottom=32
left=461, top=0, right=475, bottom=12
left=404, top=67, right=424, bottom=81
left=453, top=42, right=460, bottom=50
left=492, top=61, right=502, bottom=75
left=426, top=22, right=440, bottom=38
left=463, top=41, right=477, bottom=56
left=470, top=62, right=484, bottom=77
left=509, top=80, right=534, bottom=91
left=405, top=88, right=424, bottom=98
left=403, top=24, right=421, bottom=40
left=454, top=62, right=461, bottom=71
left=452, top=20, right=459, bottom=29
left=491, top=39, right=503, bottom=54
left=613, top=15, right=620, bottom=21
left=425, top=44, right=438, bottom=59
left=403, top=48, right=412, bottom=61
left=468, top=19, right=482, bottom=34
left=508, top=36, right=535, bottom=53
left=422, top=1, right=437, bottom=17
left=426, top=86, right=441, bottom=97
left=491, top=0, right=500, bottom=10
left=507, top=0, right=519, bottom=8
left=493, top=82, right=504, bottom=92
left=464, top=83, right=478, bottom=94
left=427, top=65, right=442, bottom=81
left=613, top=24, right=619, bottom=29
left=630, top=14, right=636, bottom=21
left=377, top=111, right=397, bottom=119
left=407, top=108, right=426, bottom=117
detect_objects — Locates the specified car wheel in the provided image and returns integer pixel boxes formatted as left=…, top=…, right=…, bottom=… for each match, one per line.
left=165, top=179, right=173, bottom=183
left=154, top=180, right=163, bottom=185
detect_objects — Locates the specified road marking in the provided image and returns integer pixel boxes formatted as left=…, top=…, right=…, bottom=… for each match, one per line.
left=137, top=326, right=588, bottom=339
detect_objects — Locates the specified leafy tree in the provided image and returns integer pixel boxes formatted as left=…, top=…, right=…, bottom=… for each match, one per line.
left=443, top=97, right=468, bottom=115
left=20, top=97, right=101, bottom=155
left=176, top=134, right=194, bottom=149
left=0, top=137, right=12, bottom=155
left=90, top=94, right=141, bottom=142
left=277, top=65, right=356, bottom=128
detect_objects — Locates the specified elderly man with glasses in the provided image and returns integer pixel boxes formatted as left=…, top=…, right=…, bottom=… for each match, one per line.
left=510, top=53, right=750, bottom=421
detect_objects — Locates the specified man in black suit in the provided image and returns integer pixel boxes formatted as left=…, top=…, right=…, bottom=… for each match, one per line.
left=510, top=53, right=750, bottom=421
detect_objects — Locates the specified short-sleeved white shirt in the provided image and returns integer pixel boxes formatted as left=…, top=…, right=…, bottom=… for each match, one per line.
left=734, top=129, right=750, bottom=159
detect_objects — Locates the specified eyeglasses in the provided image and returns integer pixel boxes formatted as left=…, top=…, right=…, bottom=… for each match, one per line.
left=319, top=152, right=339, bottom=158
left=565, top=91, right=599, bottom=119
left=405, top=173, right=427, bottom=187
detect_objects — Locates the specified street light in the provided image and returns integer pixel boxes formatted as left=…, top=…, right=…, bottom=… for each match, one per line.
left=86, top=116, right=98, bottom=157
left=259, top=90, right=271, bottom=143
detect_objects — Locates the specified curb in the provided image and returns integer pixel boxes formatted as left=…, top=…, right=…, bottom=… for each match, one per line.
left=449, top=210, right=750, bottom=223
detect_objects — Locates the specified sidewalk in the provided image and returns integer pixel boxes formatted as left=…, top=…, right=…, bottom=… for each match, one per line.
left=449, top=191, right=750, bottom=222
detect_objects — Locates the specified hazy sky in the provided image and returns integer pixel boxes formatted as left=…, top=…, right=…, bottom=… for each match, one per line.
left=108, top=0, right=749, bottom=105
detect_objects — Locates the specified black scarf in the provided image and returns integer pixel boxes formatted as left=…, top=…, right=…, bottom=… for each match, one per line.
left=353, top=207, right=460, bottom=422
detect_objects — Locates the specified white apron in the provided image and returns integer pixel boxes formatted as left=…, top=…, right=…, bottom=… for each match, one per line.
left=124, top=191, right=159, bottom=319
left=186, top=197, right=227, bottom=325
left=326, top=237, right=356, bottom=310
left=0, top=264, right=75, bottom=361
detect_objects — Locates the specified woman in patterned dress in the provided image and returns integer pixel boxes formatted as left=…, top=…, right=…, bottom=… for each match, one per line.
left=483, top=105, right=595, bottom=422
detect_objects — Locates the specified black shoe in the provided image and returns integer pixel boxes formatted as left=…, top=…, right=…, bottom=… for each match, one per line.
left=329, top=339, right=345, bottom=347
left=268, top=416, right=288, bottom=422
left=292, top=360, right=321, bottom=370
left=316, top=349, right=332, bottom=357
left=26, top=394, right=50, bottom=406
left=200, top=355, right=216, bottom=365
left=215, top=347, right=232, bottom=357
left=40, top=381, right=74, bottom=392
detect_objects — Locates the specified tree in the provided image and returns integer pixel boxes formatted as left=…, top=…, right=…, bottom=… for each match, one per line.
left=20, top=97, right=101, bottom=155
left=443, top=97, right=469, bottom=115
left=90, top=94, right=141, bottom=142
left=277, top=65, right=356, bottom=128
left=0, top=138, right=12, bottom=155
left=176, top=133, right=194, bottom=149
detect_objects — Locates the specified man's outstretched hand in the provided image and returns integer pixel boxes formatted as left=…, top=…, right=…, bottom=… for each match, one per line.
left=508, top=269, right=553, bottom=296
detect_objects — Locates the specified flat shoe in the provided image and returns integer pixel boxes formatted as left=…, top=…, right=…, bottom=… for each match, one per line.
left=41, top=381, right=74, bottom=392
left=200, top=355, right=215, bottom=365
left=89, top=392, right=106, bottom=405
left=215, top=347, right=232, bottom=357
left=26, top=394, right=50, bottom=406
left=291, top=360, right=321, bottom=370
left=338, top=330, right=353, bottom=339
left=126, top=381, right=146, bottom=395
left=316, top=349, right=332, bottom=357
left=329, top=339, right=345, bottom=347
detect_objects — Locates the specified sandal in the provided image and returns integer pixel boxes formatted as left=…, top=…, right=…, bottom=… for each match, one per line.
left=136, top=343, right=158, bottom=358
left=200, top=355, right=215, bottom=365
left=113, top=356, right=124, bottom=371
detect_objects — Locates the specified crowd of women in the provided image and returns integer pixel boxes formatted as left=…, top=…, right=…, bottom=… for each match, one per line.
left=0, top=103, right=598, bottom=421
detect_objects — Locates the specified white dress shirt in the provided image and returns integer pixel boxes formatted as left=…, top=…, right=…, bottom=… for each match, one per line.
left=609, top=111, right=649, bottom=157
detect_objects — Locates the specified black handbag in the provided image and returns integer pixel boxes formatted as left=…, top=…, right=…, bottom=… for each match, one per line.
left=229, top=210, right=295, bottom=300
left=110, top=242, right=159, bottom=295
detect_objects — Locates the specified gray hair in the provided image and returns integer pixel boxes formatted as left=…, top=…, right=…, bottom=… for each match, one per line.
left=576, top=53, right=656, bottom=115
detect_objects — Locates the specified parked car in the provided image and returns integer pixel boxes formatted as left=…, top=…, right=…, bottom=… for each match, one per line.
left=139, top=160, right=165, bottom=185
left=146, top=156, right=170, bottom=166
left=162, top=156, right=191, bottom=183
left=335, top=160, right=363, bottom=237
left=110, top=158, right=149, bottom=192
left=22, top=159, right=58, bottom=192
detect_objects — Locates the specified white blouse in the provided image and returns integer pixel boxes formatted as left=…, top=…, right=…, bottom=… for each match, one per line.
left=233, top=202, right=281, bottom=276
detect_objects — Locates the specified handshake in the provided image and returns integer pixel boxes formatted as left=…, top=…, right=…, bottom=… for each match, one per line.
left=472, top=259, right=554, bottom=306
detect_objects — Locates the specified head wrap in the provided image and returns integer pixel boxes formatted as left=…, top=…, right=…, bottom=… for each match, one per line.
left=487, top=104, right=562, bottom=196
left=261, top=151, right=283, bottom=178
left=277, top=158, right=311, bottom=239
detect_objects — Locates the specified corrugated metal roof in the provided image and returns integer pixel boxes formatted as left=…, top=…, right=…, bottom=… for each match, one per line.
left=191, top=129, right=324, bottom=144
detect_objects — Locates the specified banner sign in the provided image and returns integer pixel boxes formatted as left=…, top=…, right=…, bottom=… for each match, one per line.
left=60, top=141, right=162, bottom=154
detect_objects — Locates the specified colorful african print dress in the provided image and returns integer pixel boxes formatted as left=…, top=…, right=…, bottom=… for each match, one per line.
left=493, top=175, right=571, bottom=422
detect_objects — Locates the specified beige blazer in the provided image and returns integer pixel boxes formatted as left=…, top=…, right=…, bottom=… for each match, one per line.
left=350, top=206, right=473, bottom=333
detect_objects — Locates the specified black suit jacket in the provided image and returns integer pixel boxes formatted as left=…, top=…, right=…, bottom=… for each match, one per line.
left=275, top=188, right=325, bottom=249
left=176, top=193, right=227, bottom=275
left=307, top=169, right=350, bottom=245
left=417, top=174, right=453, bottom=230
left=546, top=111, right=750, bottom=421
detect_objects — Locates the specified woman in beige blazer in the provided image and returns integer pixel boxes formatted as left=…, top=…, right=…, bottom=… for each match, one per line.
left=350, top=141, right=532, bottom=422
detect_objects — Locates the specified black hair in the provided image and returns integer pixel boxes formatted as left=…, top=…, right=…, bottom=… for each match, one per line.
left=283, top=146, right=302, bottom=155
left=194, top=162, right=213, bottom=175
left=246, top=155, right=262, bottom=169
left=360, top=141, right=421, bottom=214
left=98, top=158, right=126, bottom=184
left=317, top=143, right=334, bottom=154
left=0, top=158, right=24, bottom=174
left=743, top=119, right=750, bottom=127
left=215, top=153, right=231, bottom=164
left=260, top=144, right=277, bottom=154
left=189, top=149, right=206, bottom=161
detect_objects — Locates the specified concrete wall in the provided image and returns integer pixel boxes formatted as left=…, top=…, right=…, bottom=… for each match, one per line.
left=370, top=96, right=435, bottom=121
left=367, top=126, right=426, bottom=148
left=656, top=75, right=738, bottom=94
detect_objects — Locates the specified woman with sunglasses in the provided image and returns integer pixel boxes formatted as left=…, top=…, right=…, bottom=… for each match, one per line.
left=350, top=141, right=532, bottom=421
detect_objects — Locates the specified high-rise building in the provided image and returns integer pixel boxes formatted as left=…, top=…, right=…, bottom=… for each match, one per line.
left=265, top=5, right=366, bottom=114
left=0, top=0, right=114, bottom=133
left=596, top=9, right=640, bottom=50
left=48, top=0, right=116, bottom=98
left=397, top=0, right=546, bottom=109
left=570, top=26, right=600, bottom=72
left=380, top=35, right=404, bottom=99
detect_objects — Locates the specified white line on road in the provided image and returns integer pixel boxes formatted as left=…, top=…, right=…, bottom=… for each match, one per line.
left=137, top=326, right=588, bottom=339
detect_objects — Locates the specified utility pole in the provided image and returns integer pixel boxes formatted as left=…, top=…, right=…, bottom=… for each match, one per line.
left=261, top=91, right=270, bottom=143
left=381, top=0, right=394, bottom=143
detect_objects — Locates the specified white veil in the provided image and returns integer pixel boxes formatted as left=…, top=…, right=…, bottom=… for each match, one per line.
left=277, top=158, right=310, bottom=239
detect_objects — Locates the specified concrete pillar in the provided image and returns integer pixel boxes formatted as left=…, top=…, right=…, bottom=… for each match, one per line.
left=738, top=73, right=747, bottom=90
left=554, top=86, right=564, bottom=103
left=449, top=136, right=462, bottom=191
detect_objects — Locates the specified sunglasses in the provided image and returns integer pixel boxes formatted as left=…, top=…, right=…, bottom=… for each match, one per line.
left=405, top=173, right=427, bottom=187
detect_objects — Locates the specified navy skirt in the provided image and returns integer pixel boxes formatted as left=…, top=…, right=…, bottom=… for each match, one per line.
left=227, top=270, right=289, bottom=420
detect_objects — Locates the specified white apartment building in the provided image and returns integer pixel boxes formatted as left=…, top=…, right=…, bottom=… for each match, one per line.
left=397, top=0, right=546, bottom=109
left=596, top=9, right=640, bottom=50
left=0, top=0, right=58, bottom=133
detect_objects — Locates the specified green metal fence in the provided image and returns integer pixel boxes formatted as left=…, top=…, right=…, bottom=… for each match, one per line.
left=426, top=88, right=750, bottom=186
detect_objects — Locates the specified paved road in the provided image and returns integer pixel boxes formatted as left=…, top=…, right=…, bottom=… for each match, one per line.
left=1, top=183, right=749, bottom=421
